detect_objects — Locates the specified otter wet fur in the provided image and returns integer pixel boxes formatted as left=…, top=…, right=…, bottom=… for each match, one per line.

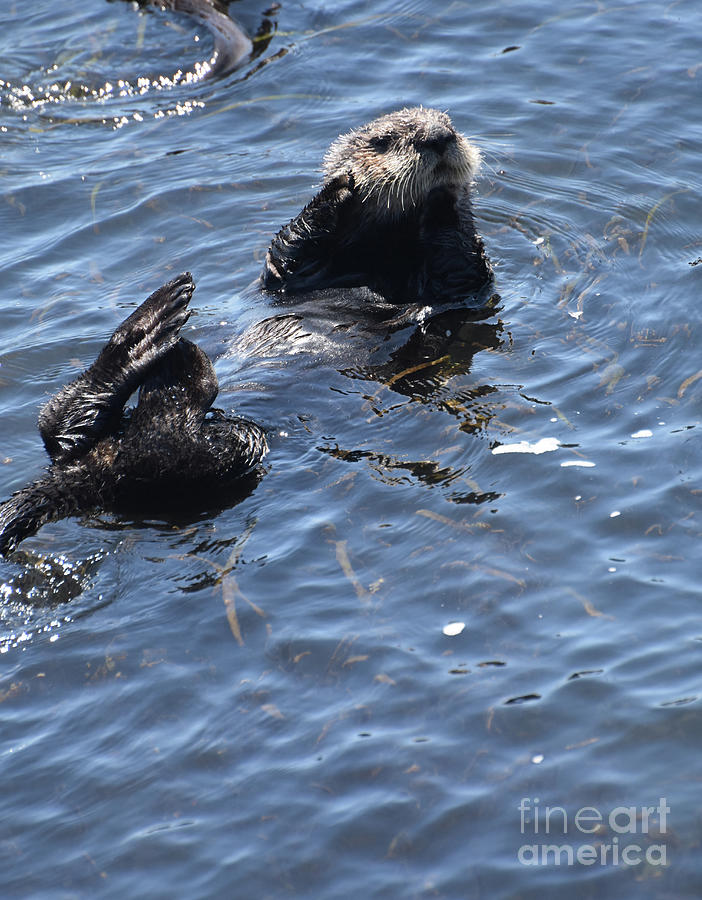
left=0, top=274, right=267, bottom=556
left=262, top=107, right=492, bottom=304
left=132, top=0, right=252, bottom=78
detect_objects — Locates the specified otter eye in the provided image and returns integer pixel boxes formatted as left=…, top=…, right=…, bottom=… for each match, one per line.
left=370, top=135, right=392, bottom=152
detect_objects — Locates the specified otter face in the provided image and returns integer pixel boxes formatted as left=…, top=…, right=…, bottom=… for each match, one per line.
left=322, top=107, right=481, bottom=220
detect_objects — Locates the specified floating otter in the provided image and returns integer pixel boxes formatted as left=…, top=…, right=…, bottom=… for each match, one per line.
left=1, top=0, right=255, bottom=113
left=0, top=274, right=267, bottom=556
left=133, top=0, right=252, bottom=79
left=262, top=107, right=492, bottom=304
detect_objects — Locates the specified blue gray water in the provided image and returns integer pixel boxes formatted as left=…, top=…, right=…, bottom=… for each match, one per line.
left=1, top=1, right=701, bottom=897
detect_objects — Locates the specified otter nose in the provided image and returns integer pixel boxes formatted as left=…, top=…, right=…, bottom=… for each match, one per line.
left=417, top=128, right=456, bottom=155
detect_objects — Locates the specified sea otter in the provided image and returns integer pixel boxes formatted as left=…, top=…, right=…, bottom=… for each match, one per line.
left=132, top=0, right=252, bottom=79
left=262, top=107, right=492, bottom=304
left=0, top=274, right=267, bottom=556
left=1, top=0, right=255, bottom=113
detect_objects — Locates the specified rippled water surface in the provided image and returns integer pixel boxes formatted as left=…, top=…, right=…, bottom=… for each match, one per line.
left=1, top=1, right=701, bottom=897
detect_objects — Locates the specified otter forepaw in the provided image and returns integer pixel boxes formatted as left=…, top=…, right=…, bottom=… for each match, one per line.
left=322, top=171, right=355, bottom=205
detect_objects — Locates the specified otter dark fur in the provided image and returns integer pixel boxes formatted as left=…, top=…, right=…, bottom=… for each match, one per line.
left=0, top=274, right=267, bottom=555
left=134, top=0, right=252, bottom=78
left=262, top=107, right=492, bottom=303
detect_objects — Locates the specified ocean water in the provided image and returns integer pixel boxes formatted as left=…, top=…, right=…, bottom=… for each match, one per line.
left=1, top=1, right=701, bottom=897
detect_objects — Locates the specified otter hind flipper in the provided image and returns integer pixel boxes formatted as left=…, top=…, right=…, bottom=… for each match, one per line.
left=0, top=274, right=269, bottom=555
left=38, top=273, right=195, bottom=465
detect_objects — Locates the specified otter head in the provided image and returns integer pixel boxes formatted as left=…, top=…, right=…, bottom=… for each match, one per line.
left=322, top=107, right=481, bottom=222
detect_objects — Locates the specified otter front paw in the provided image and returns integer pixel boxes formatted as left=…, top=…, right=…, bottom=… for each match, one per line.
left=328, top=171, right=355, bottom=204
left=261, top=174, right=356, bottom=292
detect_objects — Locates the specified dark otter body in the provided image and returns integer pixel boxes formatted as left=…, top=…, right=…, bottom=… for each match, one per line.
left=1, top=0, right=254, bottom=112
left=263, top=107, right=492, bottom=304
left=133, top=0, right=252, bottom=79
left=0, top=274, right=267, bottom=555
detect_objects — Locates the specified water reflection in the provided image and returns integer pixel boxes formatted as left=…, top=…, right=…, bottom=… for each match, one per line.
left=0, top=461, right=263, bottom=612
left=318, top=444, right=502, bottom=505
left=0, top=549, right=108, bottom=652
left=0, top=548, right=104, bottom=607
left=344, top=304, right=504, bottom=403
left=305, top=302, right=507, bottom=504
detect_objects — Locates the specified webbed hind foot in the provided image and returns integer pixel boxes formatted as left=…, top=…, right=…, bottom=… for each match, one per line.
left=38, top=273, right=195, bottom=464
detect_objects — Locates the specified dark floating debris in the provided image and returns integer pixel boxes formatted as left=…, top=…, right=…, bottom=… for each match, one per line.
left=568, top=669, right=604, bottom=680
left=504, top=693, right=541, bottom=705
left=660, top=696, right=697, bottom=707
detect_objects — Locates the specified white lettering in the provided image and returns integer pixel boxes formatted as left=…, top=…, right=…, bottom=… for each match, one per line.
left=621, top=844, right=642, bottom=865
left=544, top=806, right=567, bottom=834
left=542, top=844, right=574, bottom=866
left=610, top=806, right=637, bottom=834
left=576, top=844, right=597, bottom=865
left=574, top=807, right=602, bottom=833
left=646, top=844, right=667, bottom=866
left=518, top=798, right=531, bottom=833
left=657, top=798, right=670, bottom=833
left=640, top=805, right=654, bottom=832
left=517, top=844, right=539, bottom=866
